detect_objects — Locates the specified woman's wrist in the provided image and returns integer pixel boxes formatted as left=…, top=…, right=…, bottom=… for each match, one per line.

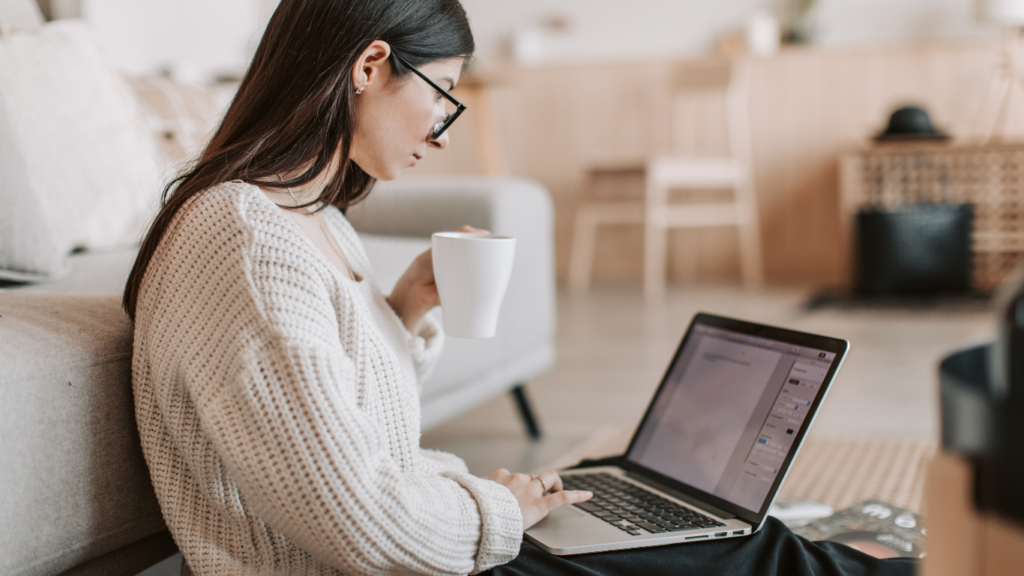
left=387, top=288, right=426, bottom=335
left=387, top=248, right=441, bottom=336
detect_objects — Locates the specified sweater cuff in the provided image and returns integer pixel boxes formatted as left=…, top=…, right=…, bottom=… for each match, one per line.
left=419, top=447, right=470, bottom=475
left=440, top=472, right=523, bottom=574
left=407, top=312, right=444, bottom=383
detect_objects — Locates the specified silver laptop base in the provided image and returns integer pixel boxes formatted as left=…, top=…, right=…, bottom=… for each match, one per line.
left=525, top=466, right=754, bottom=556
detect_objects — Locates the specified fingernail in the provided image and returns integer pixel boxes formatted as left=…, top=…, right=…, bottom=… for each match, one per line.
left=582, top=491, right=593, bottom=497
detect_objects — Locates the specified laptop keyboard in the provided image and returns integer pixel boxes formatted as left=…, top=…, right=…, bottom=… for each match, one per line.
left=561, top=473, right=726, bottom=537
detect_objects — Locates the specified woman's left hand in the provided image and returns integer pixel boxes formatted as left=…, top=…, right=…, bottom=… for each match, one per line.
left=387, top=225, right=488, bottom=335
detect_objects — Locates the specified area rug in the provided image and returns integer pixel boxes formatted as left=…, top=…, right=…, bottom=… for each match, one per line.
left=546, top=424, right=936, bottom=513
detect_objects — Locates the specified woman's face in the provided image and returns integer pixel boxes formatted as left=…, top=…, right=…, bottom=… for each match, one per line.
left=350, top=53, right=464, bottom=181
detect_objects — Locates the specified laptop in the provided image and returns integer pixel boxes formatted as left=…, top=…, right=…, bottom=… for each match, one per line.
left=525, top=312, right=849, bottom=555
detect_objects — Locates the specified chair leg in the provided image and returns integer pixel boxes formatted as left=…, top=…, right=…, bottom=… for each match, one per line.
left=643, top=220, right=667, bottom=301
left=510, top=384, right=542, bottom=440
left=736, top=197, right=764, bottom=288
left=680, top=229, right=699, bottom=282
left=568, top=207, right=598, bottom=295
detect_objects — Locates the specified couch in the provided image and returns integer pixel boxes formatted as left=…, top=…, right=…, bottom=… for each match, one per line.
left=0, top=5, right=557, bottom=575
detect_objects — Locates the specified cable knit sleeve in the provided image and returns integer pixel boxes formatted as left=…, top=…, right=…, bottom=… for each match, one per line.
left=419, top=447, right=471, bottom=475
left=200, top=334, right=522, bottom=575
left=415, top=440, right=530, bottom=570
left=136, top=185, right=522, bottom=576
left=408, top=312, right=444, bottom=384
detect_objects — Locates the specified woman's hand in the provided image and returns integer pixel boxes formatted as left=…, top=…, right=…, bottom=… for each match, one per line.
left=488, top=468, right=593, bottom=530
left=387, top=225, right=488, bottom=335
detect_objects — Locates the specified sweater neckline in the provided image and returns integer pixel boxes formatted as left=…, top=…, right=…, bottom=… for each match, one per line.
left=243, top=181, right=366, bottom=285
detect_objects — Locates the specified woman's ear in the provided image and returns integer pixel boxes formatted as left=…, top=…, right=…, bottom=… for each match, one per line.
left=352, top=40, right=392, bottom=94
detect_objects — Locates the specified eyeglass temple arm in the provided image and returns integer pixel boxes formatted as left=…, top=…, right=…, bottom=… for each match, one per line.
left=392, top=52, right=465, bottom=108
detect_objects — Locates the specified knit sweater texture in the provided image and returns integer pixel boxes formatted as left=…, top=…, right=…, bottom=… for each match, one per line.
left=132, top=181, right=523, bottom=575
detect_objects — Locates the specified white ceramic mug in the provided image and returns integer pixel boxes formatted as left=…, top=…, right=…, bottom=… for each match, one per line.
left=431, top=232, right=516, bottom=338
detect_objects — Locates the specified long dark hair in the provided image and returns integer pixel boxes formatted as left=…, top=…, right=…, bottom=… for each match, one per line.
left=123, top=0, right=474, bottom=321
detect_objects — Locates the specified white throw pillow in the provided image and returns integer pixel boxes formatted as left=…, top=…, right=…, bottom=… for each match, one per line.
left=0, top=95, right=69, bottom=282
left=0, top=20, right=163, bottom=262
left=0, top=0, right=43, bottom=32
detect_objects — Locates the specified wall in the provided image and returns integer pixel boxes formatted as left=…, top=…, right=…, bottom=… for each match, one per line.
left=76, top=0, right=266, bottom=82
left=461, top=0, right=998, bottom=66
left=48, top=0, right=1001, bottom=81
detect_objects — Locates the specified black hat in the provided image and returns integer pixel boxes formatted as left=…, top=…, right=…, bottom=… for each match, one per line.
left=875, top=106, right=949, bottom=142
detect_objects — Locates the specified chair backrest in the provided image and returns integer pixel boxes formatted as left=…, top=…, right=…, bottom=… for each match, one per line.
left=667, top=59, right=752, bottom=165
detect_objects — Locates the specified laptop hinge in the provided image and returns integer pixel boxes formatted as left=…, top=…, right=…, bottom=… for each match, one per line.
left=625, top=471, right=736, bottom=520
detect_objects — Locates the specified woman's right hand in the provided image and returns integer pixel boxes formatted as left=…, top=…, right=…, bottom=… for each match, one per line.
left=488, top=468, right=593, bottom=530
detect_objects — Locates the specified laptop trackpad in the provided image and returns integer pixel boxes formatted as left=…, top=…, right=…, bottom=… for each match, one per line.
left=547, top=505, right=588, bottom=520
left=527, top=504, right=625, bottom=549
left=531, top=504, right=591, bottom=532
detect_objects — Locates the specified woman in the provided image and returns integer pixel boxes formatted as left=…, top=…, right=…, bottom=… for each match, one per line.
left=124, top=1, right=914, bottom=574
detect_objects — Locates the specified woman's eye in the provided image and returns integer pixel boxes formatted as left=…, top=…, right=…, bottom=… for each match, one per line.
left=435, top=92, right=444, bottom=101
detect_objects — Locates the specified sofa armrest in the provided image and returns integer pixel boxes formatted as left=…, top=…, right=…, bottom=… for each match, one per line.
left=347, top=176, right=555, bottom=337
left=348, top=177, right=558, bottom=427
left=347, top=175, right=555, bottom=328
left=347, top=176, right=553, bottom=241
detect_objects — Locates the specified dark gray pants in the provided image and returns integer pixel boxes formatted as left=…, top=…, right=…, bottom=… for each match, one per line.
left=485, top=517, right=914, bottom=576
left=485, top=456, right=915, bottom=576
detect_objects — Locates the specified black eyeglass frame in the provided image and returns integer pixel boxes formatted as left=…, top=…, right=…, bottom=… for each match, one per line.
left=391, top=53, right=466, bottom=139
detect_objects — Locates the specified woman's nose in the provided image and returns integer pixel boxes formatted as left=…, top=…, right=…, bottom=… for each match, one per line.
left=429, top=129, right=449, bottom=150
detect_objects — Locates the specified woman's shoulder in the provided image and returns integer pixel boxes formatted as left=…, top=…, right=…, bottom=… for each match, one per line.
left=146, top=181, right=337, bottom=330
left=168, top=181, right=298, bottom=246
left=152, top=180, right=325, bottom=290
left=179, top=180, right=277, bottom=223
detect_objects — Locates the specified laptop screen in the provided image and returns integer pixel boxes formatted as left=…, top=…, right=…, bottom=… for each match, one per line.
left=623, top=315, right=845, bottom=520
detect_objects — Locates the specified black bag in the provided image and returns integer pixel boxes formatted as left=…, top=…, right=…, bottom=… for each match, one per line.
left=856, top=204, right=973, bottom=296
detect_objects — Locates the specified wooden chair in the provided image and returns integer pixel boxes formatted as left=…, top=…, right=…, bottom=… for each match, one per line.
left=568, top=59, right=763, bottom=300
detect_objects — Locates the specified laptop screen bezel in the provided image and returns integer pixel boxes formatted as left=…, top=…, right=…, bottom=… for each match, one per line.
left=619, top=312, right=849, bottom=527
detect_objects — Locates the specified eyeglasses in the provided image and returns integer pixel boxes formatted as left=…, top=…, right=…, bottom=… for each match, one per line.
left=391, top=53, right=466, bottom=139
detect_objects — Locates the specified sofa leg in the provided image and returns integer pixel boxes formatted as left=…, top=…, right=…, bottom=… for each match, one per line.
left=510, top=384, right=542, bottom=441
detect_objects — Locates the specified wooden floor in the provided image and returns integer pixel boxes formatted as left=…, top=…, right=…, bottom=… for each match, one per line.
left=420, top=285, right=992, bottom=478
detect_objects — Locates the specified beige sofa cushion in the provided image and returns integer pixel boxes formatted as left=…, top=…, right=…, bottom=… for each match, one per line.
left=0, top=294, right=167, bottom=575
left=0, top=93, right=70, bottom=282
left=0, top=0, right=43, bottom=32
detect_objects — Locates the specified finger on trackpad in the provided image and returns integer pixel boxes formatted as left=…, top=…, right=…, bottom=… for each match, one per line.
left=546, top=505, right=588, bottom=520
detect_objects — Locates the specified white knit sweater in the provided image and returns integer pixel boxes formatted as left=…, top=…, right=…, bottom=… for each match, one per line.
left=132, top=181, right=523, bottom=575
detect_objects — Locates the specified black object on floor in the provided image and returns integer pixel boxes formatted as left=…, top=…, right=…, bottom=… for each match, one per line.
left=856, top=204, right=972, bottom=296
left=942, top=343, right=1024, bottom=528
left=805, top=289, right=991, bottom=312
